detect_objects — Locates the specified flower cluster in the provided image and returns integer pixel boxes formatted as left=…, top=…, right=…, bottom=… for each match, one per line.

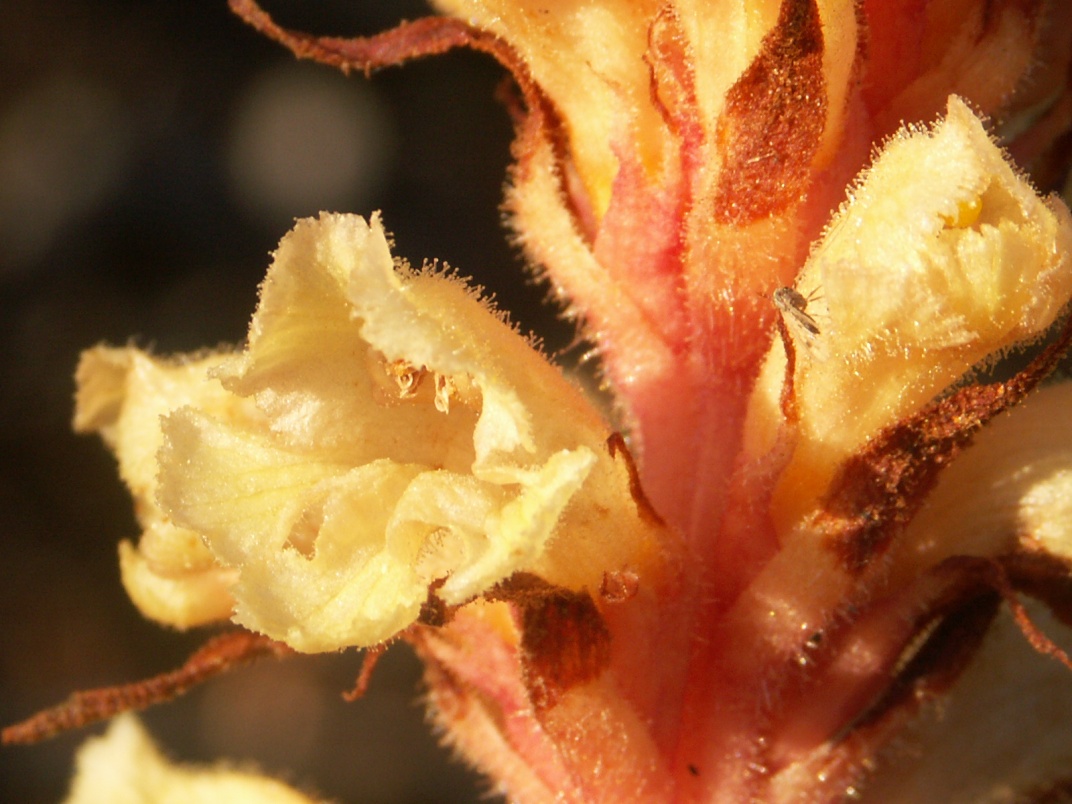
left=11, top=0, right=1072, bottom=801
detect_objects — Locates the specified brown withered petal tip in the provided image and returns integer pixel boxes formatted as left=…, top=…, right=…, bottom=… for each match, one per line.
left=488, top=573, right=612, bottom=711
left=1005, top=548, right=1072, bottom=631
left=2, top=631, right=291, bottom=745
left=418, top=577, right=452, bottom=628
left=607, top=432, right=665, bottom=526
left=714, top=0, right=828, bottom=223
left=342, top=645, right=387, bottom=703
left=841, top=553, right=1072, bottom=746
left=840, top=588, right=1002, bottom=740
left=227, top=0, right=578, bottom=249
left=517, top=586, right=612, bottom=711
left=826, top=310, right=1072, bottom=574
left=775, top=314, right=800, bottom=424
left=229, top=0, right=477, bottom=78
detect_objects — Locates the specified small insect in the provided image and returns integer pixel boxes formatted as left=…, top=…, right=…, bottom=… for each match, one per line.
left=772, top=286, right=821, bottom=336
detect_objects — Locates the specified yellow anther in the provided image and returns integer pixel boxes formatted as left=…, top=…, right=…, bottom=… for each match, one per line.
left=941, top=195, right=983, bottom=229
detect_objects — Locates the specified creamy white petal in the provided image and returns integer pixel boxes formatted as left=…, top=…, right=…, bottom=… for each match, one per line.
left=65, top=715, right=322, bottom=804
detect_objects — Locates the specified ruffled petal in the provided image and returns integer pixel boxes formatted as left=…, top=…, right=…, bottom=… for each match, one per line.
left=78, top=213, right=668, bottom=653
left=74, top=347, right=245, bottom=628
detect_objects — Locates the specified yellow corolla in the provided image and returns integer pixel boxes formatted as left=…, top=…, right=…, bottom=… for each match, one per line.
left=75, top=213, right=666, bottom=652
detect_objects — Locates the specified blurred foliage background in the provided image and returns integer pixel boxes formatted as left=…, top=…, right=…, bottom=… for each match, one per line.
left=0, top=2, right=576, bottom=800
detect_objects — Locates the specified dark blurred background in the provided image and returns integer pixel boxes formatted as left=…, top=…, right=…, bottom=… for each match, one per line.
left=0, top=2, right=576, bottom=801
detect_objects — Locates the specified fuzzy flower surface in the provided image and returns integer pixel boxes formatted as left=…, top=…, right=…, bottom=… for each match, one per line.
left=75, top=212, right=665, bottom=653
left=25, top=0, right=1072, bottom=801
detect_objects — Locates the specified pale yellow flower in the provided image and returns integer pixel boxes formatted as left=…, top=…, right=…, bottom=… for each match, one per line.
left=8, top=0, right=1072, bottom=801
left=75, top=212, right=665, bottom=652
